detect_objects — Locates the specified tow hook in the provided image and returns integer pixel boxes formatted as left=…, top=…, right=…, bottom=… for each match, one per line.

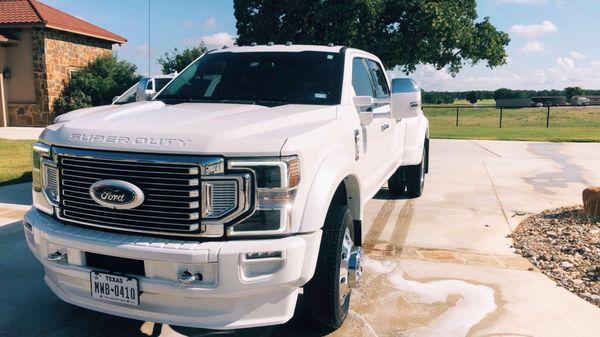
left=348, top=246, right=363, bottom=288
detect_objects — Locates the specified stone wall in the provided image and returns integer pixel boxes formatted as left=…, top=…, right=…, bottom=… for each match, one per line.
left=43, top=29, right=112, bottom=112
left=7, top=103, right=47, bottom=126
left=19, top=28, right=112, bottom=126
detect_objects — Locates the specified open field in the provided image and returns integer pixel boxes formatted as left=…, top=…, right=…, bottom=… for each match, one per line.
left=425, top=105, right=600, bottom=142
left=423, top=98, right=496, bottom=107
left=0, top=139, right=35, bottom=186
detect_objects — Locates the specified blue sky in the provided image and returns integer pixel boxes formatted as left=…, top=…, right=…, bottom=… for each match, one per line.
left=44, top=0, right=600, bottom=91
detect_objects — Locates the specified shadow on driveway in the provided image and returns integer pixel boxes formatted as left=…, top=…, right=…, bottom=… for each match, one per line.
left=0, top=183, right=32, bottom=206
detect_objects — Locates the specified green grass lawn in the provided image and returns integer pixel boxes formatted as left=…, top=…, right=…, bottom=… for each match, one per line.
left=424, top=106, right=600, bottom=142
left=0, top=139, right=35, bottom=187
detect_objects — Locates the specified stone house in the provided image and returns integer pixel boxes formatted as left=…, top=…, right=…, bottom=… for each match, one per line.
left=0, top=0, right=126, bottom=126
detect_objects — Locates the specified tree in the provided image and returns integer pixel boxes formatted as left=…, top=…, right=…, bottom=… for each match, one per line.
left=493, top=88, right=516, bottom=100
left=564, top=86, right=585, bottom=102
left=466, top=91, right=479, bottom=104
left=157, top=43, right=207, bottom=74
left=53, top=55, right=140, bottom=115
left=234, top=0, right=510, bottom=75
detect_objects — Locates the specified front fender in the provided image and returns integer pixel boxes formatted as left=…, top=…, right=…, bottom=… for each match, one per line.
left=403, top=113, right=429, bottom=165
left=299, top=150, right=361, bottom=233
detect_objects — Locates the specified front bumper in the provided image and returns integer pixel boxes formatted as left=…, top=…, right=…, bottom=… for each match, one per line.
left=23, top=209, right=322, bottom=330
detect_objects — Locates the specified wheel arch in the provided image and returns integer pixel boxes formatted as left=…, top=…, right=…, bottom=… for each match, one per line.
left=299, top=151, right=362, bottom=234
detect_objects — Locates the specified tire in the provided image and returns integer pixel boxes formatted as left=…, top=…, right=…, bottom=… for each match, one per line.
left=304, top=204, right=354, bottom=330
left=388, top=167, right=406, bottom=197
left=406, top=141, right=428, bottom=198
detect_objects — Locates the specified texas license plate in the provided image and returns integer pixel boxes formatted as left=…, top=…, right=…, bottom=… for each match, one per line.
left=90, top=271, right=139, bottom=306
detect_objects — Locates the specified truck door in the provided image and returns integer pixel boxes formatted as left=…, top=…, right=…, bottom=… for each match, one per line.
left=351, top=57, right=396, bottom=196
left=365, top=59, right=405, bottom=171
left=367, top=59, right=406, bottom=167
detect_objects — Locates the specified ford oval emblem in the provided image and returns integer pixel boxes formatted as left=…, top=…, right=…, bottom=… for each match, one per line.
left=89, top=179, right=144, bottom=209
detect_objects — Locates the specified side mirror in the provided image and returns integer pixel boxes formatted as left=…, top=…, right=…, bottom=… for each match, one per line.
left=111, top=96, right=120, bottom=104
left=391, top=78, right=421, bottom=119
left=353, top=96, right=374, bottom=125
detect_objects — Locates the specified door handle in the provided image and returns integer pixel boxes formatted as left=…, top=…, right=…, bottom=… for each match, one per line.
left=381, top=123, right=389, bottom=132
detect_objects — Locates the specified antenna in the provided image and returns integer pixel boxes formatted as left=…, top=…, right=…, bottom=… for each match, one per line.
left=148, top=0, right=151, bottom=76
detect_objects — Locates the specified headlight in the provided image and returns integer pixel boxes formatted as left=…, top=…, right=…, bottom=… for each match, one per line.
left=32, top=142, right=59, bottom=214
left=227, top=156, right=300, bottom=236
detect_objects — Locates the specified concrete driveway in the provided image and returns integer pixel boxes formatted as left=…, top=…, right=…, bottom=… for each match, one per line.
left=0, top=127, right=43, bottom=140
left=1, top=139, right=599, bottom=337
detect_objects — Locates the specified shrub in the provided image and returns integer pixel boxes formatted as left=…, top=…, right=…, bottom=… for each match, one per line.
left=53, top=54, right=140, bottom=115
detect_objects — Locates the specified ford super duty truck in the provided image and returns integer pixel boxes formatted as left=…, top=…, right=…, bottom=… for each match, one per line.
left=24, top=44, right=429, bottom=331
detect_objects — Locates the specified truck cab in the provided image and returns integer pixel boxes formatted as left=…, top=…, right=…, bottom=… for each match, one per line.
left=25, top=44, right=429, bottom=331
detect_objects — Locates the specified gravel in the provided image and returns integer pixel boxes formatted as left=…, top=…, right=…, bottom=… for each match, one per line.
left=512, top=206, right=600, bottom=307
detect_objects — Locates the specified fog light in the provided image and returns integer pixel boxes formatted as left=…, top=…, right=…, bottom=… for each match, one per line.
left=47, top=250, right=67, bottom=263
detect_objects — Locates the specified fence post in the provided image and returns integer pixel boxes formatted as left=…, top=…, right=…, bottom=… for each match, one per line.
left=499, top=108, right=503, bottom=128
left=546, top=106, right=550, bottom=128
left=455, top=107, right=459, bottom=127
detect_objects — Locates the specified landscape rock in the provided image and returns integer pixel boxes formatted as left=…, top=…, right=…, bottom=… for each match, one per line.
left=513, top=206, right=599, bottom=307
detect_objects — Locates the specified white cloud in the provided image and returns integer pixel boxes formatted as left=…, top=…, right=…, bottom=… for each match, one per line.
left=568, top=51, right=586, bottom=60
left=204, top=17, right=217, bottom=30
left=520, top=41, right=545, bottom=53
left=182, top=32, right=235, bottom=49
left=399, top=58, right=600, bottom=91
left=510, top=20, right=557, bottom=38
left=556, top=57, right=575, bottom=70
left=135, top=44, right=149, bottom=54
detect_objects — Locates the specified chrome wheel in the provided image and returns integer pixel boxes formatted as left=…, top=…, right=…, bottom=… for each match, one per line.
left=339, top=226, right=353, bottom=304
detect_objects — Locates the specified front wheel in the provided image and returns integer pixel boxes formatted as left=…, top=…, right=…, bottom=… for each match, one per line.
left=304, top=204, right=362, bottom=330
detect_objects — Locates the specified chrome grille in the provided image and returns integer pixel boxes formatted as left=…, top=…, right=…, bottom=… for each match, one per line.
left=43, top=161, right=59, bottom=203
left=52, top=147, right=253, bottom=237
left=58, top=156, right=202, bottom=234
left=205, top=180, right=238, bottom=218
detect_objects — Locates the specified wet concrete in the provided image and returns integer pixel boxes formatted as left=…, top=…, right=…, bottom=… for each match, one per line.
left=522, top=143, right=589, bottom=195
left=1, top=139, right=600, bottom=337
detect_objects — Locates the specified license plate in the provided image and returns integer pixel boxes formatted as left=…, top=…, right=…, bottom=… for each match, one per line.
left=90, top=271, right=139, bottom=306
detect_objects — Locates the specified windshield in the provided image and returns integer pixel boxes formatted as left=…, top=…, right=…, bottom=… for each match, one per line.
left=154, top=78, right=172, bottom=92
left=156, top=51, right=344, bottom=106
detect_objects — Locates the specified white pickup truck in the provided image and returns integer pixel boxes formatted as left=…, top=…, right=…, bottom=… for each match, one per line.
left=24, top=44, right=429, bottom=331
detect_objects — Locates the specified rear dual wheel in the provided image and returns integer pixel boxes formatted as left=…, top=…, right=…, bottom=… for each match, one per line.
left=388, top=140, right=428, bottom=198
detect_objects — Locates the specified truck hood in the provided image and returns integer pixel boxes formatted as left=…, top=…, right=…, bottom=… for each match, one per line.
left=42, top=101, right=337, bottom=156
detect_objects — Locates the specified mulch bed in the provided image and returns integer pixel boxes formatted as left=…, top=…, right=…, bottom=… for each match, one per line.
left=512, top=206, right=599, bottom=307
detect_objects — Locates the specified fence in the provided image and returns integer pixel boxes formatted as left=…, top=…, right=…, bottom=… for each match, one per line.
left=422, top=105, right=600, bottom=129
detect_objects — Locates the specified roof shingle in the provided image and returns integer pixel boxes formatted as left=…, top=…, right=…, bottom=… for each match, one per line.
left=0, top=0, right=126, bottom=43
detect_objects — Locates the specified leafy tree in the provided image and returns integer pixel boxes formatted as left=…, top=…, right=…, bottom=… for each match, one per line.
left=564, top=86, right=585, bottom=101
left=157, top=43, right=208, bottom=74
left=466, top=91, right=479, bottom=104
left=493, top=88, right=516, bottom=100
left=53, top=55, right=140, bottom=115
left=234, top=0, right=510, bottom=75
